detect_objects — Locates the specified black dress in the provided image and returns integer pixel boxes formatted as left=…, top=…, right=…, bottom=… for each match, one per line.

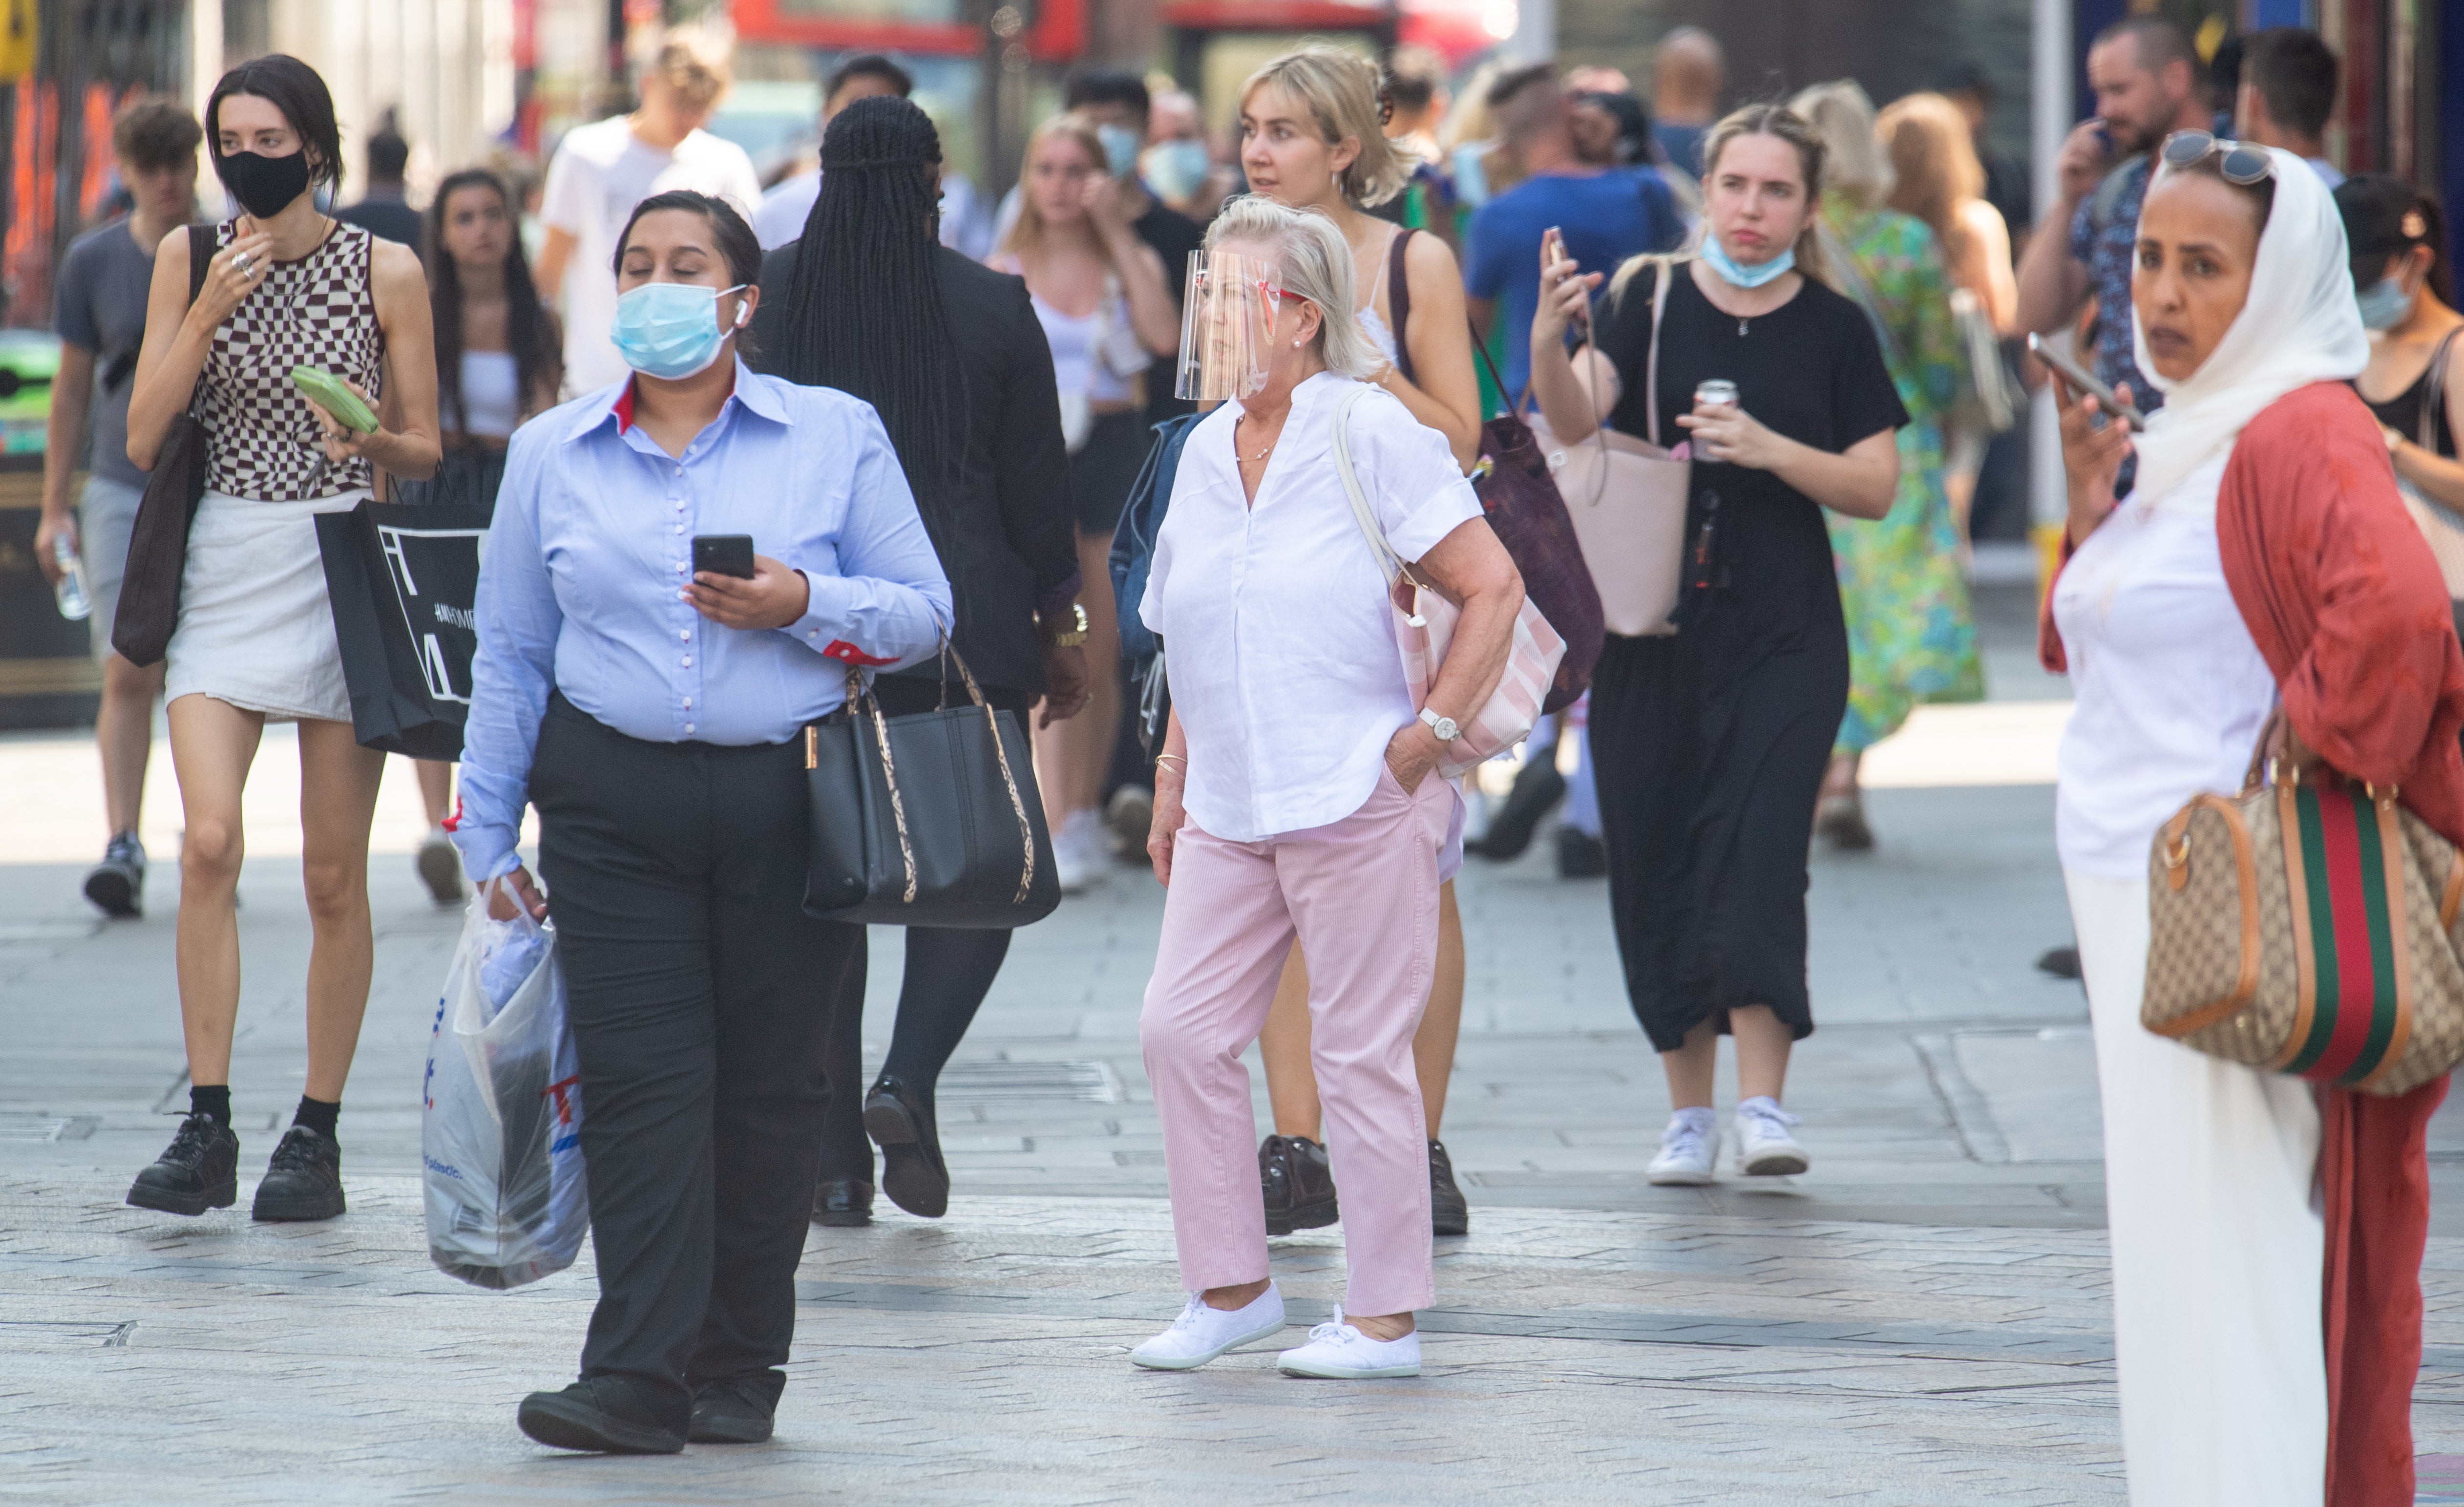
left=1586, top=263, right=1906, bottom=1052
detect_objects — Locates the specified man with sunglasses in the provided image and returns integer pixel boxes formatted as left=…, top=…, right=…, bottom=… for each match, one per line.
left=2017, top=16, right=2215, bottom=432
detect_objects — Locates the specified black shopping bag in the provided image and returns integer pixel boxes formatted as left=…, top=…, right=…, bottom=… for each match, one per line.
left=314, top=499, right=492, bottom=760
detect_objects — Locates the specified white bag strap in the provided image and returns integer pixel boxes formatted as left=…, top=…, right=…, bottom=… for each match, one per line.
left=1331, top=384, right=1427, bottom=627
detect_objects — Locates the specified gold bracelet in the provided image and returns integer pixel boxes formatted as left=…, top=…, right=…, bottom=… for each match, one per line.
left=1155, top=753, right=1186, bottom=771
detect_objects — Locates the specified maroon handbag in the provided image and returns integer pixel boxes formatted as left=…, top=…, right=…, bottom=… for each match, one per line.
left=1384, top=228, right=1602, bottom=713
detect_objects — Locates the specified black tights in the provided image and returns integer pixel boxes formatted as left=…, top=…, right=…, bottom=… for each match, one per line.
left=818, top=926, right=1014, bottom=1180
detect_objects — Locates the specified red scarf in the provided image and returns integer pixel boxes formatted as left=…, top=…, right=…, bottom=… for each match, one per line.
left=2043, top=381, right=2464, bottom=1505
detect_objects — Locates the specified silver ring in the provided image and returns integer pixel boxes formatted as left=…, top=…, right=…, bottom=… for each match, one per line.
left=232, top=253, right=253, bottom=275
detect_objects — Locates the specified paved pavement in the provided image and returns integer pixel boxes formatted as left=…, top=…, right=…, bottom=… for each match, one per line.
left=4, top=584, right=2464, bottom=1502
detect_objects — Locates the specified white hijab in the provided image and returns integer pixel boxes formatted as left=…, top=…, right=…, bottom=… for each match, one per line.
left=2128, top=145, right=2369, bottom=505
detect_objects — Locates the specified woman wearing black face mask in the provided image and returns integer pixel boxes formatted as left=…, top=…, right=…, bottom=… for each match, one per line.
left=122, top=53, right=439, bottom=1227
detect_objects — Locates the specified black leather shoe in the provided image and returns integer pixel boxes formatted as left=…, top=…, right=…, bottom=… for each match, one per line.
left=863, top=1076, right=949, bottom=1219
left=126, top=1114, right=238, bottom=1216
left=1259, top=1134, right=1338, bottom=1236
left=687, top=1379, right=776, bottom=1444
left=250, top=1125, right=345, bottom=1222
left=1555, top=827, right=1608, bottom=879
left=813, top=1177, right=874, bottom=1228
left=1467, top=757, right=1565, bottom=861
left=1429, top=1139, right=1470, bottom=1236
left=2037, top=945, right=2083, bottom=980
left=518, top=1380, right=684, bottom=1455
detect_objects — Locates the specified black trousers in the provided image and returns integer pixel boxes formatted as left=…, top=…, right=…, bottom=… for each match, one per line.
left=531, top=694, right=860, bottom=1430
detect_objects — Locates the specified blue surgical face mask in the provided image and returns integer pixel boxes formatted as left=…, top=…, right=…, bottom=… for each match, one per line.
left=1096, top=123, right=1142, bottom=179
left=1142, top=139, right=1211, bottom=202
left=610, top=280, right=748, bottom=381
left=1700, top=233, right=1797, bottom=290
left=2356, top=275, right=2412, bottom=332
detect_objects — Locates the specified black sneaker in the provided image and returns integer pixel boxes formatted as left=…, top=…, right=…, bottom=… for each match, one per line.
left=251, top=1125, right=346, bottom=1222
left=518, top=1379, right=685, bottom=1455
left=812, top=1176, right=874, bottom=1228
left=83, top=833, right=146, bottom=918
left=1429, top=1138, right=1470, bottom=1236
left=126, top=1113, right=239, bottom=1216
left=1259, top=1134, right=1339, bottom=1236
left=687, top=1378, right=777, bottom=1444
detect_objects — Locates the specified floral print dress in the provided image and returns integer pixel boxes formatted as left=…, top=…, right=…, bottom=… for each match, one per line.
left=1820, top=196, right=1985, bottom=754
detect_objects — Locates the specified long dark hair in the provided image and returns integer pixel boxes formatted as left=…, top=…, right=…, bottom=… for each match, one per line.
left=775, top=96, right=967, bottom=540
left=2337, top=173, right=2455, bottom=308
left=425, top=169, right=557, bottom=441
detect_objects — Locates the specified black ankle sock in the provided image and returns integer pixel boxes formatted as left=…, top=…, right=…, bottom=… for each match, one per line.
left=190, top=1085, right=232, bottom=1128
left=293, top=1096, right=339, bottom=1141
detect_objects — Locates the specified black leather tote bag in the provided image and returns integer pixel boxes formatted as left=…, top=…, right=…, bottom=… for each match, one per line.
left=112, top=224, right=218, bottom=668
left=803, top=653, right=1061, bottom=930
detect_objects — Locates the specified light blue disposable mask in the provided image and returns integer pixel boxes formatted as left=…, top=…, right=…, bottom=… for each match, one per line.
left=610, top=280, right=748, bottom=381
left=1141, top=139, right=1211, bottom=202
left=1096, top=124, right=1142, bottom=179
left=1700, top=233, right=1797, bottom=290
left=2356, top=275, right=2411, bottom=332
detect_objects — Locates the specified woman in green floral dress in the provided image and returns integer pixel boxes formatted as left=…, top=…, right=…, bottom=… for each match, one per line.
left=1795, top=83, right=1984, bottom=849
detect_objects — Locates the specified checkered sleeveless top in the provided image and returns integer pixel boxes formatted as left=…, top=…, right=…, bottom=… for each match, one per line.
left=199, top=218, right=385, bottom=500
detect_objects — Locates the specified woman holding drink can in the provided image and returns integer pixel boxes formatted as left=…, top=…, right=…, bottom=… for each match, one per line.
left=1527, top=104, right=1905, bottom=1186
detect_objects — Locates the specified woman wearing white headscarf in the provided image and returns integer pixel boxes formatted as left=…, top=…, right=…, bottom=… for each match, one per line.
left=2039, top=136, right=2464, bottom=1507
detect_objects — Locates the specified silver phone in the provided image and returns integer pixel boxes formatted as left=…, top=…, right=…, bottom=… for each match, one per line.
left=2026, top=332, right=2148, bottom=431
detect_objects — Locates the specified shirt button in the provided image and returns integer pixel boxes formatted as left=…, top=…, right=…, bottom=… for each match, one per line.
left=673, top=523, right=684, bottom=533
left=682, top=656, right=692, bottom=667
left=679, top=630, right=690, bottom=641
left=683, top=697, right=693, bottom=708
left=684, top=722, right=695, bottom=733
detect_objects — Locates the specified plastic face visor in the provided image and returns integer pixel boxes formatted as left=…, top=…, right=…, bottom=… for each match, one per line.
left=1174, top=250, right=1283, bottom=402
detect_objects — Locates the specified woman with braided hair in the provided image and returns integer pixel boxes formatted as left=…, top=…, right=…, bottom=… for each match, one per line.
left=750, top=94, right=1085, bottom=1227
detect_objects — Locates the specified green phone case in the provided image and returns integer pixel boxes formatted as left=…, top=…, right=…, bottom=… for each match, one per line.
left=290, top=366, right=379, bottom=434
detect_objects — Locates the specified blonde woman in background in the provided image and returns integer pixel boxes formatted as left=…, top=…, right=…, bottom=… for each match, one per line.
left=991, top=113, right=1180, bottom=891
left=1233, top=44, right=1486, bottom=1240
left=1792, top=81, right=1980, bottom=852
left=1877, top=90, right=2019, bottom=532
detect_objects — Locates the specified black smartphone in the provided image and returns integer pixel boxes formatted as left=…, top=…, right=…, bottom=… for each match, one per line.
left=2026, top=333, right=2148, bottom=432
left=691, top=533, right=756, bottom=580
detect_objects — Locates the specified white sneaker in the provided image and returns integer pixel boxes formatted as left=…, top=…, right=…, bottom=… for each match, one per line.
left=1735, top=1096, right=1808, bottom=1176
left=1130, top=1286, right=1287, bottom=1371
left=1646, top=1108, right=1719, bottom=1186
left=1054, top=809, right=1109, bottom=893
left=1277, top=1306, right=1423, bottom=1379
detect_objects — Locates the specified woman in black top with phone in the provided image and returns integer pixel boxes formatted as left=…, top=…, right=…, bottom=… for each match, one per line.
left=120, top=53, right=438, bottom=1225
left=1528, top=104, right=1903, bottom=1189
left=750, top=96, right=1085, bottom=1227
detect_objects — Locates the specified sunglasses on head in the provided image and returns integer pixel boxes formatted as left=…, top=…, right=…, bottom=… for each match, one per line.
left=2160, top=129, right=2275, bottom=186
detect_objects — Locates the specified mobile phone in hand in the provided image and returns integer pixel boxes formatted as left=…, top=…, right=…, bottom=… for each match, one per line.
left=691, top=534, right=756, bottom=580
left=1543, top=227, right=1587, bottom=327
left=2026, top=333, right=2148, bottom=432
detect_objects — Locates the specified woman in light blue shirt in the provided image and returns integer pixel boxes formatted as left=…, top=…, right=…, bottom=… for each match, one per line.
left=451, top=190, right=951, bottom=1456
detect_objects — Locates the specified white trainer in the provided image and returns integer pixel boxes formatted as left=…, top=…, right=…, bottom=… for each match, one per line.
left=1735, top=1096, right=1808, bottom=1176
left=1054, top=809, right=1110, bottom=894
left=1277, top=1307, right=1423, bottom=1379
left=1130, top=1286, right=1287, bottom=1371
left=1646, top=1108, right=1719, bottom=1186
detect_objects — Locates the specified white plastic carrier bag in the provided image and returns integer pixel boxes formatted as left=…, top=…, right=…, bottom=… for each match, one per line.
left=421, top=885, right=589, bottom=1290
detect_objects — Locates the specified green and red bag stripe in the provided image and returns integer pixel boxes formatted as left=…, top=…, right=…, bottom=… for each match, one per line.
left=2283, top=788, right=2404, bottom=1084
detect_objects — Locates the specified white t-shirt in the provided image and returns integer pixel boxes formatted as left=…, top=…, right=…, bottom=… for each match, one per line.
left=1143, top=373, right=1482, bottom=842
left=541, top=116, right=761, bottom=394
left=754, top=170, right=820, bottom=251
left=2052, top=454, right=2279, bottom=878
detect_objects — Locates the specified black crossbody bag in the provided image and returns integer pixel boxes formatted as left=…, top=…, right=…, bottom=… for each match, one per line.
left=112, top=224, right=217, bottom=667
left=802, top=651, right=1061, bottom=929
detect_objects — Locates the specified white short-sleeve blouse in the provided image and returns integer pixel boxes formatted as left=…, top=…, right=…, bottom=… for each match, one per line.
left=1143, top=372, right=1482, bottom=842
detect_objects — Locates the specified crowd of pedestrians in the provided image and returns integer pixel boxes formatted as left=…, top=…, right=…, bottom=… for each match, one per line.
left=26, top=16, right=2464, bottom=1499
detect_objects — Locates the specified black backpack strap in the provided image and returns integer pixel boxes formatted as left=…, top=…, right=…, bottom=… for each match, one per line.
left=1386, top=226, right=1418, bottom=388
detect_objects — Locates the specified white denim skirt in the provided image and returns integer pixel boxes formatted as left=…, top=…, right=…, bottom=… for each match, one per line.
left=164, top=488, right=369, bottom=724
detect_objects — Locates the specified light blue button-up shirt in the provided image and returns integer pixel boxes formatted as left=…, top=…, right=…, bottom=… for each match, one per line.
left=451, top=361, right=954, bottom=882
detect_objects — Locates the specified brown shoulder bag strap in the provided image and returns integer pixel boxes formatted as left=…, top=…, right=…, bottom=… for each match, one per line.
left=2422, top=325, right=2462, bottom=455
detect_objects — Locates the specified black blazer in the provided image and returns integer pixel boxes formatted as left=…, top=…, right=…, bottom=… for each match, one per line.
left=750, top=243, right=1076, bottom=696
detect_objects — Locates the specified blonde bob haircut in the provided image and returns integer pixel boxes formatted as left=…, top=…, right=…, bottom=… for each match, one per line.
left=1204, top=194, right=1383, bottom=381
left=1240, top=46, right=1411, bottom=209
left=1790, top=80, right=1894, bottom=212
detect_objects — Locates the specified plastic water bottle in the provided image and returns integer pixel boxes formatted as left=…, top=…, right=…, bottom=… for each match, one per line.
left=52, top=535, right=90, bottom=621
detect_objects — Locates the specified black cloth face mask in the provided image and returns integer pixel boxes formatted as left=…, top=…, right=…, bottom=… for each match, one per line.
left=217, top=149, right=314, bottom=219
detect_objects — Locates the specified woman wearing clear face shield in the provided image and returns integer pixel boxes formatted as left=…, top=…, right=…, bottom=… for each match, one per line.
left=455, top=190, right=953, bottom=1453
left=1132, top=196, right=1523, bottom=1380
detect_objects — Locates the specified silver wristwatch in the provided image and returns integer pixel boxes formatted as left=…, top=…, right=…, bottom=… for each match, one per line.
left=1419, top=707, right=1461, bottom=743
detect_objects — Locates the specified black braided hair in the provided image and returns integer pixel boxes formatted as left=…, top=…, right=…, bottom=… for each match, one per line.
left=775, top=96, right=968, bottom=540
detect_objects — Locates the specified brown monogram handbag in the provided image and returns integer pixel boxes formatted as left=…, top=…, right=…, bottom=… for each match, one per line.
left=2142, top=751, right=2464, bottom=1097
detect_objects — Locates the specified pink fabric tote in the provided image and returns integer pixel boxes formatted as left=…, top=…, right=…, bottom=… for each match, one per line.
left=1332, top=385, right=1565, bottom=779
